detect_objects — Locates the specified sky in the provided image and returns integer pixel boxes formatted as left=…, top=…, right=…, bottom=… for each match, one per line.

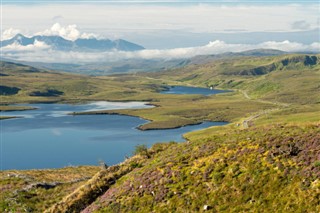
left=0, top=0, right=319, bottom=62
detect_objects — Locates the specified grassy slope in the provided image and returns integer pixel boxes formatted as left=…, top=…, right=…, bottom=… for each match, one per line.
left=71, top=54, right=320, bottom=212
left=0, top=61, right=167, bottom=104
left=84, top=123, right=320, bottom=213
left=0, top=54, right=319, bottom=212
left=141, top=54, right=320, bottom=126
left=146, top=54, right=320, bottom=104
left=0, top=166, right=99, bottom=212
left=0, top=61, right=275, bottom=129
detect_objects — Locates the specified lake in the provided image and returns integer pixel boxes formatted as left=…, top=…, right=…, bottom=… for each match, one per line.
left=1, top=87, right=228, bottom=170
left=161, top=85, right=229, bottom=96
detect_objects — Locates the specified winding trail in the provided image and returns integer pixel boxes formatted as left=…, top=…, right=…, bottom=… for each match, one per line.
left=239, top=90, right=290, bottom=128
left=141, top=78, right=290, bottom=129
left=136, top=76, right=290, bottom=129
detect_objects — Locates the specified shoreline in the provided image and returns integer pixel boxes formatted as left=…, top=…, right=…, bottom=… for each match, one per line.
left=1, top=99, right=230, bottom=130
left=71, top=110, right=229, bottom=131
left=0, top=116, right=20, bottom=120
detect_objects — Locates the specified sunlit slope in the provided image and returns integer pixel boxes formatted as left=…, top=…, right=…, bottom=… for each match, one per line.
left=43, top=123, right=319, bottom=213
left=1, top=54, right=319, bottom=212
left=82, top=123, right=319, bottom=213
left=148, top=54, right=320, bottom=104
left=0, top=61, right=167, bottom=104
left=0, top=60, right=274, bottom=130
left=1, top=54, right=318, bottom=128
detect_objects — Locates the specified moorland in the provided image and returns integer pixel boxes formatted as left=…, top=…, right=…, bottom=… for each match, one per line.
left=0, top=53, right=319, bottom=212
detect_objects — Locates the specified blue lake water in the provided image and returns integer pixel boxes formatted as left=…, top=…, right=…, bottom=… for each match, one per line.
left=161, top=85, right=229, bottom=96
left=1, top=87, right=228, bottom=170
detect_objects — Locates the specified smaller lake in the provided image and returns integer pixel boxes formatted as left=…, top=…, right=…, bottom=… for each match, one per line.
left=161, top=85, right=229, bottom=96
left=1, top=101, right=227, bottom=170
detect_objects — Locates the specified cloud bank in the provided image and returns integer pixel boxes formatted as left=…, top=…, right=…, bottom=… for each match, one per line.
left=2, top=28, right=22, bottom=40
left=2, top=3, right=319, bottom=49
left=1, top=23, right=100, bottom=41
left=2, top=40, right=319, bottom=63
left=35, top=23, right=99, bottom=41
left=2, top=40, right=51, bottom=52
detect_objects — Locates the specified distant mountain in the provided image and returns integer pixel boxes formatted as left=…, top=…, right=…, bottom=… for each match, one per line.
left=3, top=58, right=185, bottom=75
left=0, top=34, right=145, bottom=52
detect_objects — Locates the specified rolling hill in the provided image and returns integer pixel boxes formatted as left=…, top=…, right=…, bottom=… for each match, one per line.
left=1, top=48, right=288, bottom=75
left=0, top=54, right=319, bottom=212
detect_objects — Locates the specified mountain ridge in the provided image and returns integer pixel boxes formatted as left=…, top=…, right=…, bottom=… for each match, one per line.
left=0, top=34, right=145, bottom=52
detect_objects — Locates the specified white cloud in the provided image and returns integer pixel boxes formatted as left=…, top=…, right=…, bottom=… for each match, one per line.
left=116, top=40, right=319, bottom=60
left=310, top=42, right=320, bottom=50
left=1, top=28, right=21, bottom=40
left=1, top=23, right=101, bottom=41
left=1, top=40, right=319, bottom=63
left=2, top=40, right=51, bottom=52
left=259, top=40, right=307, bottom=52
left=35, top=23, right=99, bottom=41
left=80, top=32, right=100, bottom=39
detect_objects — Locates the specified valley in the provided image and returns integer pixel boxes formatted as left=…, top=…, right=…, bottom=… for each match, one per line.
left=0, top=53, right=319, bottom=212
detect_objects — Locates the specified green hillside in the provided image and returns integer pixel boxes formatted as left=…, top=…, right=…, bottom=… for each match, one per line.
left=0, top=54, right=319, bottom=212
left=0, top=60, right=275, bottom=130
left=83, top=124, right=320, bottom=212
left=147, top=54, right=320, bottom=103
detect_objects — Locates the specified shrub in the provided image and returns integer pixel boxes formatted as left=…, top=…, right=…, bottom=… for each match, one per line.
left=133, top=144, right=150, bottom=158
left=130, top=162, right=143, bottom=168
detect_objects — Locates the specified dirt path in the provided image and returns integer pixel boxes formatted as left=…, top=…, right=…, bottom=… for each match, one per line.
left=240, top=90, right=251, bottom=100
left=239, top=90, right=290, bottom=128
left=242, top=108, right=280, bottom=128
left=240, top=89, right=289, bottom=107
